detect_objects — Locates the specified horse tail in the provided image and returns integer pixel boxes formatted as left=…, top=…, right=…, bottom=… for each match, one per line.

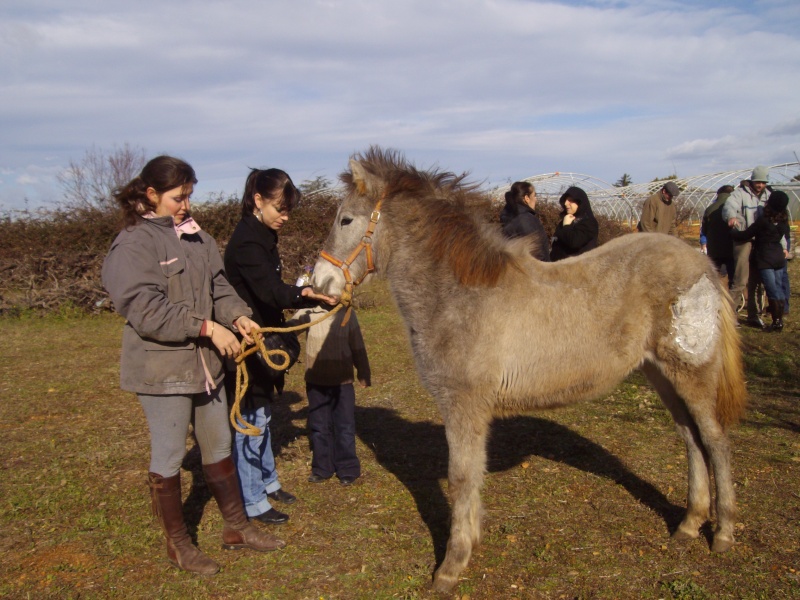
left=715, top=292, right=747, bottom=428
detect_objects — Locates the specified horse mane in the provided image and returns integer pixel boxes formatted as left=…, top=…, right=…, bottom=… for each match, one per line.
left=343, top=146, right=519, bottom=287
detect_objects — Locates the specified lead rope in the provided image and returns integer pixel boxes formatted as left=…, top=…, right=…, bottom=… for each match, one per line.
left=232, top=194, right=384, bottom=435
left=230, top=302, right=347, bottom=435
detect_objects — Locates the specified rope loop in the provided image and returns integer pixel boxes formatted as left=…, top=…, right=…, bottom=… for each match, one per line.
left=230, top=302, right=346, bottom=435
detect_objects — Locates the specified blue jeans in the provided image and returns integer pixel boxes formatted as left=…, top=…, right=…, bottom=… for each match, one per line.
left=759, top=268, right=785, bottom=302
left=231, top=405, right=281, bottom=517
left=780, top=264, right=790, bottom=313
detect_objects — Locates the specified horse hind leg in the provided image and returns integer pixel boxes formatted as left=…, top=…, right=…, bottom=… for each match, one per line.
left=643, top=361, right=737, bottom=552
left=642, top=362, right=711, bottom=541
left=432, top=405, right=490, bottom=593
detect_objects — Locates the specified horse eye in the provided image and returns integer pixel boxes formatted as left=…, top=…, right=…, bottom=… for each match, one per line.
left=340, top=217, right=353, bottom=226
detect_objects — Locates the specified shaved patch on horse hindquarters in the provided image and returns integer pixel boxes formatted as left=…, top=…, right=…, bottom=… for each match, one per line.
left=670, top=275, right=720, bottom=364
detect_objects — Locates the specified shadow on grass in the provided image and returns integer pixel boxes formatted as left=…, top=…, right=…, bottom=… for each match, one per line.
left=741, top=335, right=800, bottom=434
left=180, top=444, right=210, bottom=543
left=177, top=390, right=308, bottom=540
left=356, top=406, right=685, bottom=568
left=270, top=390, right=308, bottom=453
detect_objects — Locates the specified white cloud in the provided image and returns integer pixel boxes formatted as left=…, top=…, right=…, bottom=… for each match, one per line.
left=1, top=0, right=799, bottom=211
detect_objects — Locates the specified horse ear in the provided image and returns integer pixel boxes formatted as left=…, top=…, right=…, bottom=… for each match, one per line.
left=349, top=159, right=369, bottom=195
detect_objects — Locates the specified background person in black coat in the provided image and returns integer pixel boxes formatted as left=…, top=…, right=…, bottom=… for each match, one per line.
left=549, top=186, right=599, bottom=261
left=700, top=185, right=735, bottom=284
left=224, top=168, right=335, bottom=526
left=500, top=181, right=550, bottom=262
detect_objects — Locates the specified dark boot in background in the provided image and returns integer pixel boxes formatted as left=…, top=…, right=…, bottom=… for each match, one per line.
left=148, top=473, right=220, bottom=575
left=203, top=456, right=286, bottom=552
left=772, top=299, right=785, bottom=332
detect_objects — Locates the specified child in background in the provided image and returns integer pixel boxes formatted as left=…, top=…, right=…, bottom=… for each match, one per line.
left=288, top=305, right=371, bottom=485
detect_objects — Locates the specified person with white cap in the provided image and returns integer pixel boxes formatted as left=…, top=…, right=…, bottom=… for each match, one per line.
left=637, top=180, right=681, bottom=235
left=722, top=165, right=771, bottom=327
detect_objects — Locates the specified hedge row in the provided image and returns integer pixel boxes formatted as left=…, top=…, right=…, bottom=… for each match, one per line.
left=0, top=194, right=628, bottom=316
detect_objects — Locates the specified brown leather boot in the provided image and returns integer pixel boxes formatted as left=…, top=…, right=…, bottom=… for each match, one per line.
left=148, top=473, right=220, bottom=575
left=203, top=457, right=286, bottom=552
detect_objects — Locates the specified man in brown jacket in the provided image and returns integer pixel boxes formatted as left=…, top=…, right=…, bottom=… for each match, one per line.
left=638, top=181, right=681, bottom=235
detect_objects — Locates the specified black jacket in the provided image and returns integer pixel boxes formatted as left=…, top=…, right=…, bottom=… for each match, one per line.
left=500, top=202, right=551, bottom=262
left=224, top=213, right=314, bottom=405
left=550, top=187, right=599, bottom=261
left=730, top=215, right=789, bottom=271
left=701, top=192, right=734, bottom=260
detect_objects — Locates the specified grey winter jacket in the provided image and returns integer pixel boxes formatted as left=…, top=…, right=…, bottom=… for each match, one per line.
left=102, top=216, right=252, bottom=395
left=721, top=181, right=768, bottom=231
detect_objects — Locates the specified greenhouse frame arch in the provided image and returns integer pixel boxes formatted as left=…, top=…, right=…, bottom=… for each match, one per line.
left=491, top=162, right=800, bottom=225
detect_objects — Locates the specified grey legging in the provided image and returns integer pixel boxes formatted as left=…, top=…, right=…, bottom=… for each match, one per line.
left=138, top=386, right=231, bottom=477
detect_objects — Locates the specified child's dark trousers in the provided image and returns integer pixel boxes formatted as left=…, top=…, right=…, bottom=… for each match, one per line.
left=306, top=383, right=360, bottom=480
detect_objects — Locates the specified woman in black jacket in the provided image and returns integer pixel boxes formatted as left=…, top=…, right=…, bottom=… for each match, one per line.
left=549, top=186, right=599, bottom=261
left=499, top=181, right=550, bottom=261
left=224, top=168, right=335, bottom=525
left=730, top=190, right=791, bottom=331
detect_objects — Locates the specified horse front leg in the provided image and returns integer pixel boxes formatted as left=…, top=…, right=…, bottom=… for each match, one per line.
left=432, top=407, right=490, bottom=593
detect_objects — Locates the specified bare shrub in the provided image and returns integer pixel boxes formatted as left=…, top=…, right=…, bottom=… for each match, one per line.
left=1, top=186, right=631, bottom=316
left=0, top=190, right=341, bottom=316
left=57, top=143, right=146, bottom=211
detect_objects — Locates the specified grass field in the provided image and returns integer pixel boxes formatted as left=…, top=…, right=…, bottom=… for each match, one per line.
left=1, top=263, right=799, bottom=599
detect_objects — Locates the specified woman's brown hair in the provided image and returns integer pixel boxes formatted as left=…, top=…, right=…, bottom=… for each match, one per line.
left=114, top=155, right=197, bottom=227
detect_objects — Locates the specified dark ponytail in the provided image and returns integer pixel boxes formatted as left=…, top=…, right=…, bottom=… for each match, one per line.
left=241, top=168, right=301, bottom=218
left=504, top=181, right=534, bottom=208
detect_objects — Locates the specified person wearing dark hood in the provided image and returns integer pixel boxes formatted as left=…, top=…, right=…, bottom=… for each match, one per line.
left=549, top=186, right=599, bottom=261
left=500, top=181, right=550, bottom=261
left=730, top=190, right=791, bottom=332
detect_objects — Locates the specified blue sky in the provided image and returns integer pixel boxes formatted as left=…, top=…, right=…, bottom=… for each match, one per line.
left=1, top=0, right=799, bottom=212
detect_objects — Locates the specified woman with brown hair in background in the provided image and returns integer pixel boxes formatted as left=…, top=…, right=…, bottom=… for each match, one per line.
left=500, top=180, right=550, bottom=261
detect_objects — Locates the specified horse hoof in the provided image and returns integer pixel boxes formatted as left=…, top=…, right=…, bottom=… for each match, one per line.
left=431, top=572, right=458, bottom=594
left=712, top=536, right=734, bottom=553
left=671, top=528, right=699, bottom=542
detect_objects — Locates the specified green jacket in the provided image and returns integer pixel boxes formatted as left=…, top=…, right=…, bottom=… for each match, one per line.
left=638, top=191, right=676, bottom=235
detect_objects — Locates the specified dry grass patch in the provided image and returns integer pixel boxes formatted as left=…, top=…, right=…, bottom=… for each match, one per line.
left=1, top=263, right=800, bottom=599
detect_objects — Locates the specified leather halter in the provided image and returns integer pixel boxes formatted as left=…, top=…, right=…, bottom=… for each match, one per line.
left=318, top=196, right=383, bottom=307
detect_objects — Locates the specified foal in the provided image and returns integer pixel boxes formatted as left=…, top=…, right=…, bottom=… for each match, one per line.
left=313, top=147, right=746, bottom=593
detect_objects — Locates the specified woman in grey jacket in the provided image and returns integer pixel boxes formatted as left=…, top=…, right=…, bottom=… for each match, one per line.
left=102, top=156, right=284, bottom=576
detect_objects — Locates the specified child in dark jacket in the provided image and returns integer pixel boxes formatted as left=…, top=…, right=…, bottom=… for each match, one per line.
left=731, top=191, right=791, bottom=332
left=289, top=305, right=371, bottom=485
